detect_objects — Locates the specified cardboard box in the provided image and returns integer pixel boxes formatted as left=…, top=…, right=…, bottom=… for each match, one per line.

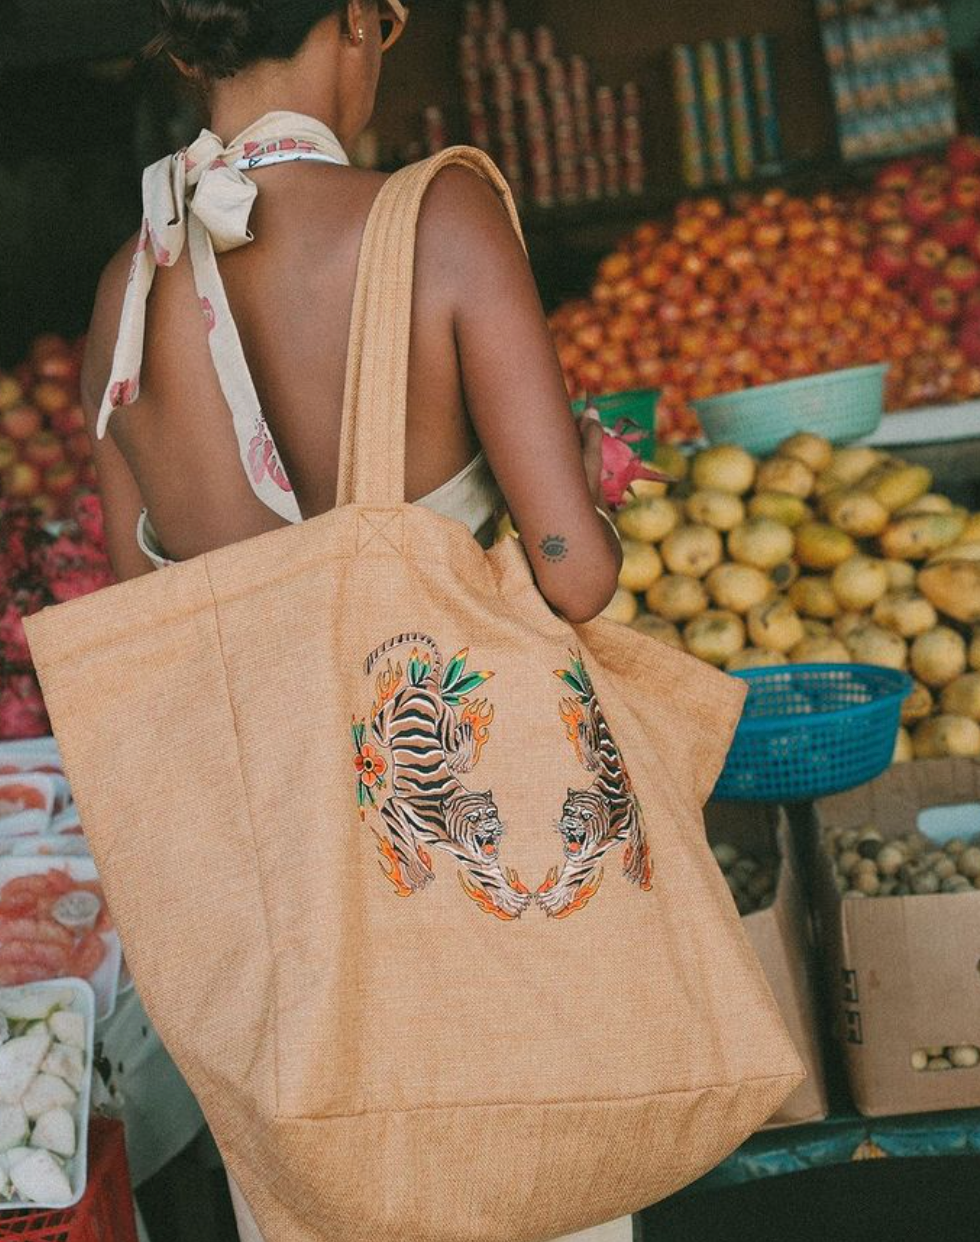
left=705, top=802, right=829, bottom=1128
left=813, top=758, right=980, bottom=1116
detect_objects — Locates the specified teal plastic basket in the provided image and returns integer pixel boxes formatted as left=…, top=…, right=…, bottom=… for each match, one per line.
left=571, top=388, right=659, bottom=460
left=692, top=364, right=887, bottom=457
left=714, top=663, right=912, bottom=802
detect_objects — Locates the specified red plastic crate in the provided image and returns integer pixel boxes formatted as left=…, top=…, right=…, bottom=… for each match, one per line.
left=0, top=1118, right=138, bottom=1242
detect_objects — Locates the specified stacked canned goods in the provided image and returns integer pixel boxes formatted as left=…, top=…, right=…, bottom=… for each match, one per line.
left=456, top=1, right=646, bottom=209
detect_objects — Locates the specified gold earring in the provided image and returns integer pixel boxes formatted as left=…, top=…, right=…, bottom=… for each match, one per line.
left=351, top=25, right=364, bottom=43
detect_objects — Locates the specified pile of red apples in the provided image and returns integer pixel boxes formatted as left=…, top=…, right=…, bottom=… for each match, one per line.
left=866, top=135, right=980, bottom=377
left=0, top=337, right=95, bottom=520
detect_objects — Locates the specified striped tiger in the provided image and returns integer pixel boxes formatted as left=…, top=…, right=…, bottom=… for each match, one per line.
left=365, top=634, right=530, bottom=920
left=539, top=655, right=652, bottom=918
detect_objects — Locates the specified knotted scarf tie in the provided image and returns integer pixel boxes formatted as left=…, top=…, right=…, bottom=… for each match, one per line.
left=97, top=112, right=349, bottom=524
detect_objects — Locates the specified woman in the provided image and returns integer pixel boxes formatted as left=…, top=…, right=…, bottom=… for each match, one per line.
left=82, top=2, right=628, bottom=1239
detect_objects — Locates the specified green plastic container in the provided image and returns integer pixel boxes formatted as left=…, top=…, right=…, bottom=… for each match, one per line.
left=692, top=364, right=887, bottom=457
left=571, top=388, right=659, bottom=460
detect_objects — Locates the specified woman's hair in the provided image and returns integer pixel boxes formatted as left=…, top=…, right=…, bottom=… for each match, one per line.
left=145, top=1, right=350, bottom=80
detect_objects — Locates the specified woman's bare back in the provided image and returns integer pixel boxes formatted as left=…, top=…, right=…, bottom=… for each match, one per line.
left=85, top=157, right=619, bottom=620
left=86, top=160, right=481, bottom=564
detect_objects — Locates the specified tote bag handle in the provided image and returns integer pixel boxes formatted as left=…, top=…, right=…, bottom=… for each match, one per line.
left=335, top=147, right=524, bottom=509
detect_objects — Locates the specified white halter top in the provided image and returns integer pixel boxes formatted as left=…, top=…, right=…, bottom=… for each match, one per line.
left=100, top=111, right=500, bottom=568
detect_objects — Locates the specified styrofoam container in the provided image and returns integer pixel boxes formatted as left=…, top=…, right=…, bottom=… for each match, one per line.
left=0, top=977, right=95, bottom=1210
left=0, top=739, right=71, bottom=818
left=0, top=775, right=56, bottom=838
left=0, top=859, right=121, bottom=1020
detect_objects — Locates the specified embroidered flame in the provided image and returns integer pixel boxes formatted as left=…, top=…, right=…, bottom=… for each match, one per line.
left=538, top=865, right=559, bottom=894
left=457, top=873, right=520, bottom=921
left=459, top=698, right=494, bottom=763
left=553, top=870, right=604, bottom=919
left=506, top=867, right=530, bottom=896
left=374, top=832, right=413, bottom=898
left=372, top=660, right=404, bottom=719
left=559, top=697, right=586, bottom=765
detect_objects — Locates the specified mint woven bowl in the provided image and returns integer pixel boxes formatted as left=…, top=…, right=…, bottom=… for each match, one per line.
left=692, top=364, right=887, bottom=457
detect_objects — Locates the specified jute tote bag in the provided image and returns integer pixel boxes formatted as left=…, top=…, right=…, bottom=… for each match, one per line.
left=26, top=148, right=803, bottom=1242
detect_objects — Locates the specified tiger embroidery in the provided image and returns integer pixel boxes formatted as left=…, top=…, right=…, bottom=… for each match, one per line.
left=538, top=652, right=652, bottom=918
left=358, top=633, right=531, bottom=920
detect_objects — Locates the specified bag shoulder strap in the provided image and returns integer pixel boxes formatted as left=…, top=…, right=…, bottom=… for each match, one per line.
left=335, top=146, right=524, bottom=509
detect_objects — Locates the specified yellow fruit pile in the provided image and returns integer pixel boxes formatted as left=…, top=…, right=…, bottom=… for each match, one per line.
left=603, top=433, right=980, bottom=763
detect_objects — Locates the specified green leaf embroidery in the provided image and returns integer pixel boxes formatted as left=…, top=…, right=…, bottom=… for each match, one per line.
left=407, top=653, right=431, bottom=686
left=442, top=651, right=468, bottom=693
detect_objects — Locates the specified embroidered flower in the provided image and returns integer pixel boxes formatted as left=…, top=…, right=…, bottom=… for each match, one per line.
left=200, top=297, right=216, bottom=334
left=247, top=421, right=293, bottom=493
left=109, top=374, right=140, bottom=408
left=146, top=225, right=171, bottom=267
left=353, top=744, right=387, bottom=788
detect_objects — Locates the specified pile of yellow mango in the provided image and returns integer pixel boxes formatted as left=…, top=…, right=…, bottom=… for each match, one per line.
left=603, top=433, right=980, bottom=762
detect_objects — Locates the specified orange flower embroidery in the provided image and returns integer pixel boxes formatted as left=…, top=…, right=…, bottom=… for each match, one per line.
left=353, top=744, right=387, bottom=788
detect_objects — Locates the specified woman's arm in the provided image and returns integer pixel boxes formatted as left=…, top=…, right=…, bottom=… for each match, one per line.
left=80, top=243, right=156, bottom=583
left=421, top=167, right=621, bottom=624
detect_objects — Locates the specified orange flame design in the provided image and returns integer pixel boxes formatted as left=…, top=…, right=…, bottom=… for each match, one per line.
left=553, top=869, right=604, bottom=919
left=460, top=698, right=494, bottom=763
left=559, top=697, right=586, bottom=764
left=372, top=660, right=404, bottom=719
left=506, top=867, right=530, bottom=895
left=640, top=843, right=653, bottom=891
left=458, top=872, right=519, bottom=921
left=373, top=832, right=413, bottom=898
left=538, top=866, right=559, bottom=895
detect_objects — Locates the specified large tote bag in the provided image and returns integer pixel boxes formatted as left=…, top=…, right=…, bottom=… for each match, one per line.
left=26, top=149, right=803, bottom=1242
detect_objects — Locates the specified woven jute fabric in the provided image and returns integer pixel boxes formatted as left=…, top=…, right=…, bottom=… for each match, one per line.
left=25, top=147, right=803, bottom=1242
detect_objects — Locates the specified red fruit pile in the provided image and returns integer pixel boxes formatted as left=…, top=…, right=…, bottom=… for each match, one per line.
left=0, top=495, right=114, bottom=740
left=550, top=146, right=980, bottom=440
left=0, top=335, right=96, bottom=521
left=0, top=868, right=109, bottom=987
left=863, top=135, right=980, bottom=399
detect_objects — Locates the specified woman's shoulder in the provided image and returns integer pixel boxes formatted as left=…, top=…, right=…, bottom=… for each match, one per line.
left=412, top=152, right=523, bottom=278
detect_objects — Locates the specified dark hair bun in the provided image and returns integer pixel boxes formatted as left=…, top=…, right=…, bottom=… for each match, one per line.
left=151, top=0, right=269, bottom=79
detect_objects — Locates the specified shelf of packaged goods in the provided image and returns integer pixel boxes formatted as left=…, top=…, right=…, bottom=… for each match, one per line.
left=674, top=1105, right=980, bottom=1198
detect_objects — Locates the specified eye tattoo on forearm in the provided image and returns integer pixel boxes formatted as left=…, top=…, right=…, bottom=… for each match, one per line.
left=540, top=535, right=568, bottom=562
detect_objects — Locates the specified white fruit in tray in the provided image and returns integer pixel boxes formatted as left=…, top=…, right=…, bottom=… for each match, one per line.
left=9, top=1147, right=72, bottom=1205
left=41, top=1045, right=85, bottom=1093
left=22, top=1073, right=76, bottom=1120
left=31, top=1107, right=75, bottom=1158
left=47, top=1011, right=85, bottom=1050
left=0, top=988, right=74, bottom=1022
left=0, top=1104, right=27, bottom=1153
left=6, top=1146, right=32, bottom=1168
left=0, top=1029, right=51, bottom=1104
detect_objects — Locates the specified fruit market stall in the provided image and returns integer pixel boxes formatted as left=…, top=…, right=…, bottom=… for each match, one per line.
left=5, top=1, right=980, bottom=1237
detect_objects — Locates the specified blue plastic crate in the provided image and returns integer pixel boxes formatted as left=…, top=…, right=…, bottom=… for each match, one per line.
left=715, top=663, right=912, bottom=802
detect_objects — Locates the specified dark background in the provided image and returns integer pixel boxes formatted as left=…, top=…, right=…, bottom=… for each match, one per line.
left=1, top=1, right=979, bottom=362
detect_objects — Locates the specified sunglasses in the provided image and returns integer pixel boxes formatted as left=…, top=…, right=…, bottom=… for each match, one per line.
left=379, top=0, right=409, bottom=51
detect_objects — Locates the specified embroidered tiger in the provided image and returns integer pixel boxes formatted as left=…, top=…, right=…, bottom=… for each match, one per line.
left=364, top=633, right=531, bottom=920
left=538, top=652, right=652, bottom=918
